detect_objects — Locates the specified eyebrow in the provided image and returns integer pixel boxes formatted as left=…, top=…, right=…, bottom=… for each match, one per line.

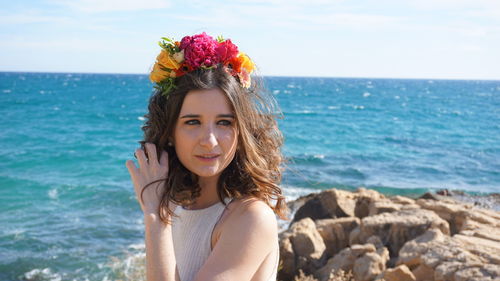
left=179, top=114, right=235, bottom=119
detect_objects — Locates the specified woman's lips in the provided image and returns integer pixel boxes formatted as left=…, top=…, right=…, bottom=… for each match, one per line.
left=195, top=154, right=220, bottom=162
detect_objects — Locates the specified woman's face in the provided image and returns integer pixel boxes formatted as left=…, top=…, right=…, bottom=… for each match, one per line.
left=173, top=88, right=238, bottom=181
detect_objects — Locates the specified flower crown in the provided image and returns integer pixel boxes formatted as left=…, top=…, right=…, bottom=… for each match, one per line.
left=150, top=32, right=256, bottom=95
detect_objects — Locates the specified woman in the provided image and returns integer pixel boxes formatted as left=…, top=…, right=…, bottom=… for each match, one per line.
left=125, top=32, right=287, bottom=281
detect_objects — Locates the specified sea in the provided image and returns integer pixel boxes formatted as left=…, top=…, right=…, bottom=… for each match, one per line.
left=0, top=72, right=499, bottom=280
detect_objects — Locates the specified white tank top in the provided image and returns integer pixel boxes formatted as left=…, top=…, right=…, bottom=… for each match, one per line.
left=171, top=199, right=278, bottom=281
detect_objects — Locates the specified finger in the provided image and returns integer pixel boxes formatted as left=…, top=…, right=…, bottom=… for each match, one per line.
left=125, top=159, right=138, bottom=178
left=135, top=148, right=148, bottom=168
left=159, top=149, right=169, bottom=167
left=145, top=143, right=159, bottom=164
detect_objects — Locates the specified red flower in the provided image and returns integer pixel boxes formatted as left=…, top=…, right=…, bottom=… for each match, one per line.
left=216, top=39, right=239, bottom=63
left=179, top=32, right=219, bottom=69
left=175, top=63, right=193, bottom=77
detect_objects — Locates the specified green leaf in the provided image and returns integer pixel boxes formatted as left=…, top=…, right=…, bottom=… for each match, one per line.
left=161, top=37, right=174, bottom=43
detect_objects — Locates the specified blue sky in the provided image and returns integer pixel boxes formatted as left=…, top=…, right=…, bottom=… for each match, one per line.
left=1, top=0, right=499, bottom=79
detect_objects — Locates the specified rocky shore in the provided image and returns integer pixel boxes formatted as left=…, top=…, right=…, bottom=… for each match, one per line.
left=278, top=188, right=500, bottom=281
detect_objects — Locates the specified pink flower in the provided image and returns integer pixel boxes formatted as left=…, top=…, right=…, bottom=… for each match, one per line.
left=179, top=32, right=219, bottom=69
left=216, top=39, right=239, bottom=62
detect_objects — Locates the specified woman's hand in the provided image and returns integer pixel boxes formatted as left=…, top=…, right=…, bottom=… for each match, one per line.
left=125, top=142, right=169, bottom=216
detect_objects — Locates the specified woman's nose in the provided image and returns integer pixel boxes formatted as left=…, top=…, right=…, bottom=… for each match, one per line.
left=199, top=126, right=218, bottom=148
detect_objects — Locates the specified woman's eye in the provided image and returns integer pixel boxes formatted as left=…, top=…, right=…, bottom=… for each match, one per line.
left=185, top=120, right=200, bottom=125
left=218, top=120, right=232, bottom=126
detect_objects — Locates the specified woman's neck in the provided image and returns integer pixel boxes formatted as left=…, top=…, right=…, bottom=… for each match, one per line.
left=188, top=175, right=220, bottom=209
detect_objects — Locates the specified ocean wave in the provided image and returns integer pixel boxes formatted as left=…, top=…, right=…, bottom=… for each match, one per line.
left=286, top=154, right=327, bottom=165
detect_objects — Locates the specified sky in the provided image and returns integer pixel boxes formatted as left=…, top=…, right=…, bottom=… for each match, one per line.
left=1, top=0, right=499, bottom=80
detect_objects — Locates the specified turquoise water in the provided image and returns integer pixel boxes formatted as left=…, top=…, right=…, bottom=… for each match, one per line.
left=0, top=72, right=499, bottom=280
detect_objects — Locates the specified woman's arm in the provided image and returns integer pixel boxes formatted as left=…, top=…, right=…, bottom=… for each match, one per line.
left=144, top=214, right=179, bottom=281
left=126, top=143, right=178, bottom=281
left=193, top=199, right=278, bottom=281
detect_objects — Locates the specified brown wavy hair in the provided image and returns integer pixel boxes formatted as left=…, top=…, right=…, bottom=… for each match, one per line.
left=139, top=65, right=287, bottom=223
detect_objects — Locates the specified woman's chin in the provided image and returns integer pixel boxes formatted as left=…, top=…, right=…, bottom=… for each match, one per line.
left=191, top=168, right=223, bottom=179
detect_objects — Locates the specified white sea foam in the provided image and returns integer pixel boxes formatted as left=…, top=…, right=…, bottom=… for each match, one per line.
left=137, top=116, right=146, bottom=121
left=2, top=89, right=11, bottom=93
left=128, top=243, right=145, bottom=250
left=48, top=188, right=58, bottom=200
left=363, top=92, right=371, bottom=97
left=24, top=268, right=62, bottom=281
left=282, top=184, right=318, bottom=201
left=105, top=244, right=146, bottom=281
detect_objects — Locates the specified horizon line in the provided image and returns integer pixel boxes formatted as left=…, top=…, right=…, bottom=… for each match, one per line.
left=1, top=70, right=499, bottom=82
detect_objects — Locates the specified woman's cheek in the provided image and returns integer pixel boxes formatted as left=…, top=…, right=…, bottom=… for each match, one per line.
left=218, top=127, right=238, bottom=142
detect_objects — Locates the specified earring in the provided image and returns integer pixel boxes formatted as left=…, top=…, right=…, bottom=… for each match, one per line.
left=168, top=141, right=173, bottom=147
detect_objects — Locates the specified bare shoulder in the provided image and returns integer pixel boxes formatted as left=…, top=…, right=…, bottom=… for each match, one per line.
left=221, top=197, right=277, bottom=235
left=230, top=197, right=276, bottom=223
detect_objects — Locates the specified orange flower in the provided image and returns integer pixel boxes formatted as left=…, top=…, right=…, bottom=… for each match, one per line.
left=238, top=52, right=255, bottom=73
left=150, top=62, right=171, bottom=83
left=156, top=50, right=180, bottom=70
left=228, top=56, right=242, bottom=73
left=174, top=63, right=193, bottom=77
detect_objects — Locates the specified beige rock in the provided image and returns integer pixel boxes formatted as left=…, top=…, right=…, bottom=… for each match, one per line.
left=357, top=209, right=450, bottom=256
left=389, top=196, right=416, bottom=205
left=366, top=235, right=384, bottom=249
left=292, top=189, right=358, bottom=223
left=282, top=188, right=500, bottom=281
left=368, top=200, right=402, bottom=216
left=315, top=217, right=360, bottom=258
left=433, top=261, right=482, bottom=281
left=315, top=244, right=375, bottom=281
left=279, top=237, right=296, bottom=280
left=349, top=226, right=362, bottom=246
left=459, top=218, right=500, bottom=243
left=355, top=188, right=386, bottom=201
left=383, top=265, right=416, bottom=281
left=412, top=263, right=435, bottom=281
left=353, top=252, right=386, bottom=281
left=417, top=198, right=500, bottom=235
left=452, top=234, right=500, bottom=264
left=278, top=218, right=327, bottom=279
left=454, top=265, right=500, bottom=281
left=319, top=189, right=357, bottom=218
left=289, top=218, right=326, bottom=260
left=354, top=188, right=385, bottom=218
left=398, top=229, right=480, bottom=268
left=397, top=228, right=500, bottom=281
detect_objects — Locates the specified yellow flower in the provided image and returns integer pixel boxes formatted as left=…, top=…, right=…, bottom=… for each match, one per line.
left=156, top=50, right=180, bottom=70
left=150, top=62, right=171, bottom=83
left=239, top=53, right=255, bottom=73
